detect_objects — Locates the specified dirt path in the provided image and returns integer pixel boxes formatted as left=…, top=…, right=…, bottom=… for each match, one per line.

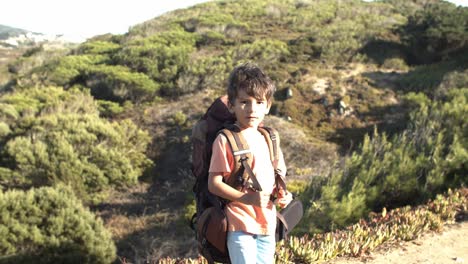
left=330, top=221, right=468, bottom=264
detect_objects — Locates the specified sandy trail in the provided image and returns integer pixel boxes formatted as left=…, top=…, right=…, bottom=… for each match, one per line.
left=330, top=221, right=468, bottom=264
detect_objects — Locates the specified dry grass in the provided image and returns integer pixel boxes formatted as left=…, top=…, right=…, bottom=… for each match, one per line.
left=264, top=115, right=339, bottom=180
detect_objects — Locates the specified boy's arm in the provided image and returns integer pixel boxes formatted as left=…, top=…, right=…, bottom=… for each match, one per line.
left=275, top=147, right=293, bottom=208
left=208, top=172, right=272, bottom=208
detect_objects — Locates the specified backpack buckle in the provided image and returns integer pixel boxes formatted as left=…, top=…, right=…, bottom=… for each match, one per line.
left=234, top=149, right=251, bottom=156
left=239, top=156, right=249, bottom=162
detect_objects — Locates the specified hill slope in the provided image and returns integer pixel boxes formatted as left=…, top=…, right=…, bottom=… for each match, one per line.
left=0, top=0, right=466, bottom=262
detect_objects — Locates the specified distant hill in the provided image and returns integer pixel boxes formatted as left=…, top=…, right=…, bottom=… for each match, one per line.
left=0, top=24, right=78, bottom=48
left=0, top=24, right=29, bottom=40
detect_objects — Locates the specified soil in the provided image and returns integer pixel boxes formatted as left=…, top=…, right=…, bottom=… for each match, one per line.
left=330, top=221, right=468, bottom=264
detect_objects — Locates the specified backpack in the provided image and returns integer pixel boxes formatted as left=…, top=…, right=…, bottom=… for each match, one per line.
left=190, top=95, right=294, bottom=263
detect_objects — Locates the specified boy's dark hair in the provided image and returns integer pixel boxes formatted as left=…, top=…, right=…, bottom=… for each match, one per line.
left=227, top=62, right=276, bottom=105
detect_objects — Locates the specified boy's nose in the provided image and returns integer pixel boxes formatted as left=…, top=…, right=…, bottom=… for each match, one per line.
left=248, top=105, right=258, bottom=113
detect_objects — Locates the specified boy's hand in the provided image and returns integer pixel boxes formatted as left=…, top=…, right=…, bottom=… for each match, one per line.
left=241, top=191, right=273, bottom=208
left=276, top=191, right=293, bottom=209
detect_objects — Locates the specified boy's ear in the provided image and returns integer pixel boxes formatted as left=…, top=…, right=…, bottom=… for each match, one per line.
left=265, top=102, right=272, bottom=115
left=228, top=101, right=235, bottom=114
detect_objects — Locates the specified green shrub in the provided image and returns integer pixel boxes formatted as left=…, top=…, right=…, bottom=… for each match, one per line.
left=77, top=41, right=121, bottom=55
left=0, top=185, right=116, bottom=264
left=381, top=57, right=409, bottom=71
left=7, top=47, right=69, bottom=80
left=114, top=27, right=197, bottom=96
left=397, top=61, right=459, bottom=93
left=0, top=87, right=153, bottom=202
left=435, top=69, right=468, bottom=98
left=399, top=2, right=468, bottom=64
left=312, top=88, right=467, bottom=229
left=312, top=19, right=366, bottom=62
left=96, top=100, right=124, bottom=117
left=170, top=111, right=187, bottom=127
left=286, top=0, right=336, bottom=31
left=85, top=64, right=159, bottom=102
left=177, top=56, right=232, bottom=93
left=188, top=12, right=248, bottom=32
left=229, top=39, right=289, bottom=67
left=44, top=55, right=109, bottom=87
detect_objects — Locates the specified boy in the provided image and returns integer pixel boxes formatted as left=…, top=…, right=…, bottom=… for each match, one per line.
left=208, top=62, right=292, bottom=264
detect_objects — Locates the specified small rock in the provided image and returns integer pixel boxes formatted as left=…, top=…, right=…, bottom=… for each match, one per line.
left=454, top=257, right=464, bottom=263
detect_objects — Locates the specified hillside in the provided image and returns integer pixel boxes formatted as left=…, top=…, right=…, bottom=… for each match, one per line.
left=0, top=0, right=466, bottom=263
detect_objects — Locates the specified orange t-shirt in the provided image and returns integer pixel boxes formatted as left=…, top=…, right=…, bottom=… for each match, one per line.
left=209, top=128, right=287, bottom=235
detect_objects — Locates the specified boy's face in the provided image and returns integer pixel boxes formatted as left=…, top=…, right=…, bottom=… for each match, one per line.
left=230, top=89, right=271, bottom=130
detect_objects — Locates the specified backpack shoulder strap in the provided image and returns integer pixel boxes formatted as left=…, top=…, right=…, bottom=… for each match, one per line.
left=258, top=126, right=287, bottom=192
left=257, top=127, right=280, bottom=169
left=218, top=128, right=262, bottom=192
left=218, top=128, right=249, bottom=178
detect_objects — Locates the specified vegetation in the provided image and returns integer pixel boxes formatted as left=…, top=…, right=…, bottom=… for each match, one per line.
left=399, top=1, right=468, bottom=64
left=0, top=87, right=152, bottom=202
left=303, top=88, right=467, bottom=231
left=0, top=185, right=116, bottom=264
left=0, top=0, right=466, bottom=263
left=160, top=188, right=467, bottom=263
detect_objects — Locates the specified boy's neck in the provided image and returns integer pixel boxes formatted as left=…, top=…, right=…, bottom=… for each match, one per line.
left=234, top=123, right=259, bottom=132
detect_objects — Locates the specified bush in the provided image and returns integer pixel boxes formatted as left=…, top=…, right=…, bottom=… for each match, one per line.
left=381, top=57, right=409, bottom=71
left=399, top=2, right=468, bottom=64
left=397, top=60, right=460, bottom=95
left=114, top=27, right=197, bottom=96
left=44, top=55, right=109, bottom=87
left=0, top=185, right=116, bottom=264
left=0, top=87, right=153, bottom=202
left=312, top=88, right=467, bottom=229
left=229, top=39, right=289, bottom=67
left=96, top=100, right=124, bottom=117
left=85, top=64, right=159, bottom=102
left=185, top=12, right=248, bottom=33
left=76, top=41, right=121, bottom=55
left=435, top=69, right=468, bottom=99
left=177, top=56, right=232, bottom=93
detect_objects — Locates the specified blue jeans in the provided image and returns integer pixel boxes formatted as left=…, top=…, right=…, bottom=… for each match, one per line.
left=227, top=231, right=276, bottom=264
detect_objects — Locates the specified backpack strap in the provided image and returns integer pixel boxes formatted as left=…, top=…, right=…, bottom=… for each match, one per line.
left=258, top=127, right=287, bottom=194
left=218, top=129, right=262, bottom=192
left=257, top=127, right=279, bottom=169
left=218, top=127, right=286, bottom=193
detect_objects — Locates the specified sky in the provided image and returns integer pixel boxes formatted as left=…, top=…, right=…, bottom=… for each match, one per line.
left=1, top=0, right=466, bottom=43
left=1, top=0, right=212, bottom=42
